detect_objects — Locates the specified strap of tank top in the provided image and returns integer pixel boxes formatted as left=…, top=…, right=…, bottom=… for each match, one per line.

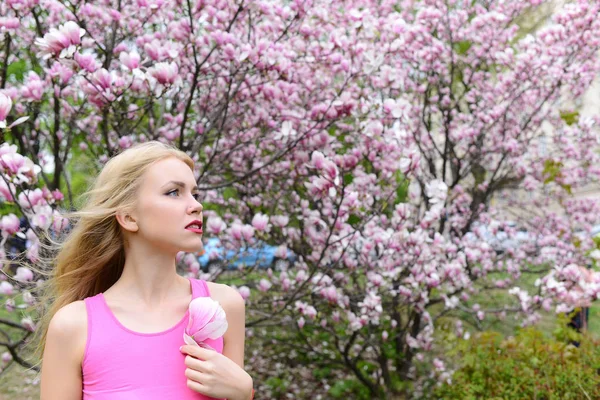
left=194, top=278, right=210, bottom=298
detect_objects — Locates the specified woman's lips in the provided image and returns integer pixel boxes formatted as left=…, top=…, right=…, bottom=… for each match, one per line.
left=186, top=222, right=203, bottom=234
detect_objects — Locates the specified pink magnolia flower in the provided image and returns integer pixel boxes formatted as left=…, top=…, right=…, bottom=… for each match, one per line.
left=237, top=286, right=250, bottom=301
left=230, top=223, right=243, bottom=240
left=120, top=51, right=141, bottom=70
left=0, top=92, right=12, bottom=126
left=62, top=21, right=84, bottom=45
left=0, top=282, right=14, bottom=295
left=0, top=147, right=41, bottom=184
left=1, top=352, right=12, bottom=363
left=274, top=245, right=288, bottom=259
left=22, top=291, right=36, bottom=306
left=5, top=299, right=15, bottom=312
left=21, top=72, right=45, bottom=102
left=21, top=316, right=36, bottom=332
left=207, top=216, right=227, bottom=234
left=18, top=189, right=45, bottom=209
left=0, top=179, right=14, bottom=202
left=183, top=297, right=228, bottom=350
left=14, top=267, right=34, bottom=282
left=75, top=52, right=98, bottom=73
left=0, top=17, right=20, bottom=31
left=35, top=21, right=85, bottom=59
left=270, top=215, right=289, bottom=227
left=241, top=225, right=255, bottom=241
left=251, top=213, right=269, bottom=231
left=150, top=62, right=179, bottom=85
left=0, top=214, right=20, bottom=236
left=258, top=278, right=272, bottom=292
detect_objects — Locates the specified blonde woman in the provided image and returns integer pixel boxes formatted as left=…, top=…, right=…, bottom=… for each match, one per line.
left=35, top=142, right=254, bottom=399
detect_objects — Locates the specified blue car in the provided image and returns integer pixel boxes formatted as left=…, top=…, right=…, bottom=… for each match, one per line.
left=198, top=238, right=297, bottom=273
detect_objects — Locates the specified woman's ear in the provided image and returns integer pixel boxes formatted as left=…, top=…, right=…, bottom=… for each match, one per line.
left=116, top=212, right=139, bottom=232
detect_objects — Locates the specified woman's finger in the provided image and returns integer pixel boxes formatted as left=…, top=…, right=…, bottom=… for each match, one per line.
left=184, top=355, right=212, bottom=373
left=185, top=367, right=205, bottom=383
left=180, top=344, right=213, bottom=360
left=186, top=376, right=209, bottom=395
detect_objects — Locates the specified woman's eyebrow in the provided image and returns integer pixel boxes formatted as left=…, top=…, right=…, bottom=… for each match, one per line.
left=162, top=181, right=201, bottom=192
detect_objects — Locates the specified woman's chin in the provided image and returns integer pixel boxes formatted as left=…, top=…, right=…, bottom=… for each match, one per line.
left=180, top=239, right=204, bottom=253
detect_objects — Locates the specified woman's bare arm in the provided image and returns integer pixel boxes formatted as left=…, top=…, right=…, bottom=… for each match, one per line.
left=207, top=282, right=247, bottom=367
left=40, top=301, right=87, bottom=400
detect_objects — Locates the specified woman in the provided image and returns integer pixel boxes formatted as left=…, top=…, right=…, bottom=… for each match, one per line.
left=36, top=141, right=254, bottom=399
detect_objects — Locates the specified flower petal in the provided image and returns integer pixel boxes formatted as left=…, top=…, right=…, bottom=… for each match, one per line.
left=183, top=332, right=199, bottom=346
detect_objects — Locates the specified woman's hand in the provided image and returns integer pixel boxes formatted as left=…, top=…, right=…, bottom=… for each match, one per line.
left=180, top=344, right=253, bottom=400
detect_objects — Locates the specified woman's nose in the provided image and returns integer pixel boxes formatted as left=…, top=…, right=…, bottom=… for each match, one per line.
left=188, top=199, right=203, bottom=214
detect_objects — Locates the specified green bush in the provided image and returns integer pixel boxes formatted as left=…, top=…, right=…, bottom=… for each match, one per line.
left=433, top=327, right=600, bottom=400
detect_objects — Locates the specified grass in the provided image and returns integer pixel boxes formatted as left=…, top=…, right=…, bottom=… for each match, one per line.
left=588, top=303, right=600, bottom=336
left=0, top=363, right=39, bottom=400
left=0, top=304, right=40, bottom=400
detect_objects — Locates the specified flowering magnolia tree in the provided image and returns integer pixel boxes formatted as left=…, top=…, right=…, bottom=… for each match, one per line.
left=1, top=0, right=600, bottom=397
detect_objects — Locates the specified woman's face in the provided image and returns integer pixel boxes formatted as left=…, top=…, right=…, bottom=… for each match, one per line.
left=130, top=157, right=203, bottom=254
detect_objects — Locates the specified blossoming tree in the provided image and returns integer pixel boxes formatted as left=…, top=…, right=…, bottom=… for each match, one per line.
left=1, top=0, right=600, bottom=397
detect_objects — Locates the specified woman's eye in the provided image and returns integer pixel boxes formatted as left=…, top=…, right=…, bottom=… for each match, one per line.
left=192, top=193, right=202, bottom=202
left=167, top=189, right=179, bottom=197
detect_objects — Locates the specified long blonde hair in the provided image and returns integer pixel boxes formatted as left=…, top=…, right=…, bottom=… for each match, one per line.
left=31, top=141, right=194, bottom=364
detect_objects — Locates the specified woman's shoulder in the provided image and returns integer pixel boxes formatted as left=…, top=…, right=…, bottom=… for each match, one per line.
left=204, top=281, right=245, bottom=313
left=46, top=300, right=87, bottom=364
left=50, top=300, right=87, bottom=332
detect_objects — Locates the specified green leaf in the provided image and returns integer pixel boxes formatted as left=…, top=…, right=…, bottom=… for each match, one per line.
left=395, top=180, right=410, bottom=204
left=223, top=187, right=238, bottom=200
left=560, top=110, right=579, bottom=126
left=6, top=60, right=27, bottom=82
left=343, top=173, right=354, bottom=185
left=347, top=214, right=361, bottom=226
left=456, top=40, right=472, bottom=55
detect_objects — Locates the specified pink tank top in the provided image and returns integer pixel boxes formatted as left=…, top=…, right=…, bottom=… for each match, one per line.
left=82, top=277, right=224, bottom=399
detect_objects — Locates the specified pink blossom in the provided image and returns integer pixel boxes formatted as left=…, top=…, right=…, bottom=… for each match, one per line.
left=18, top=189, right=45, bottom=209
left=258, top=278, right=272, bottom=292
left=1, top=352, right=12, bottom=363
left=118, top=136, right=133, bottom=149
left=62, top=21, right=85, bottom=45
left=0, top=214, right=20, bottom=236
left=207, top=216, right=227, bottom=234
left=120, top=51, right=141, bottom=70
left=230, top=223, right=243, bottom=240
left=21, top=317, right=36, bottom=332
left=14, top=267, right=34, bottom=282
left=241, top=225, right=255, bottom=241
left=75, top=52, right=98, bottom=72
left=274, top=245, right=288, bottom=259
left=238, top=286, right=250, bottom=301
left=0, top=179, right=14, bottom=201
left=0, top=282, right=14, bottom=295
left=251, top=213, right=269, bottom=231
left=0, top=92, right=12, bottom=124
left=21, top=72, right=45, bottom=102
left=22, top=291, right=36, bottom=306
left=297, top=317, right=305, bottom=329
left=0, top=17, right=20, bottom=31
left=320, top=286, right=338, bottom=303
left=184, top=297, right=228, bottom=348
left=4, top=298, right=15, bottom=312
left=35, top=21, right=85, bottom=59
left=149, top=62, right=179, bottom=85
left=271, top=215, right=289, bottom=227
